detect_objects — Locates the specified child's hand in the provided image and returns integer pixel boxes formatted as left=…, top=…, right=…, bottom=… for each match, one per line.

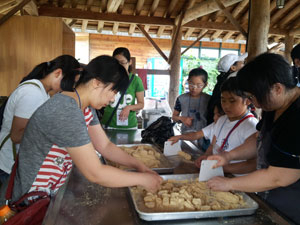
left=194, top=155, right=208, bottom=168
left=168, top=136, right=181, bottom=145
left=141, top=173, right=163, bottom=193
left=181, top=116, right=193, bottom=127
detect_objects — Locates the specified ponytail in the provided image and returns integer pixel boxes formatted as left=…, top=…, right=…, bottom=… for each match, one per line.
left=20, top=55, right=80, bottom=91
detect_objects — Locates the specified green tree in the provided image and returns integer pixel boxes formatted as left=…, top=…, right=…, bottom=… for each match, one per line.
left=181, top=55, right=219, bottom=95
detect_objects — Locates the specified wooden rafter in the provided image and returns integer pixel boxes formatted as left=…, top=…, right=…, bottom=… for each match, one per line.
left=149, top=0, right=160, bottom=16
left=144, top=24, right=150, bottom=32
left=68, top=19, right=77, bottom=27
left=97, top=21, right=104, bottom=32
left=270, top=0, right=297, bottom=25
left=135, top=0, right=144, bottom=16
left=0, top=1, right=18, bottom=14
left=100, top=0, right=107, bottom=12
left=137, top=24, right=168, bottom=62
left=38, top=6, right=288, bottom=36
left=222, top=31, right=235, bottom=41
left=107, top=0, right=122, bottom=13
left=164, top=0, right=178, bottom=18
left=184, top=28, right=195, bottom=39
left=279, top=5, right=300, bottom=28
left=0, top=0, right=15, bottom=6
left=70, top=0, right=78, bottom=8
left=85, top=0, right=94, bottom=11
left=270, top=0, right=277, bottom=12
left=214, top=0, right=247, bottom=38
left=231, top=0, right=248, bottom=18
left=181, top=31, right=207, bottom=56
left=234, top=33, right=244, bottom=42
left=112, top=22, right=119, bottom=34
left=268, top=43, right=283, bottom=52
left=157, top=25, right=165, bottom=37
left=57, top=0, right=66, bottom=7
left=81, top=20, right=88, bottom=32
left=177, top=0, right=243, bottom=25
left=128, top=23, right=136, bottom=35
left=117, top=0, right=124, bottom=14
left=211, top=30, right=223, bottom=40
left=0, top=0, right=31, bottom=26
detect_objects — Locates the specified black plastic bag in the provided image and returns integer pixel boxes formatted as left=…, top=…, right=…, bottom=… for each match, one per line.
left=141, top=116, right=175, bottom=148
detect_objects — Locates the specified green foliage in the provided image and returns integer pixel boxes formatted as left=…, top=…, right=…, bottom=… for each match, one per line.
left=181, top=55, right=219, bottom=95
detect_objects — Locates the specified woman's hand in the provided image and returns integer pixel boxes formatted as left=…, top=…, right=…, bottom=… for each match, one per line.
left=135, top=161, right=157, bottom=175
left=119, top=106, right=130, bottom=121
left=207, top=153, right=230, bottom=168
left=194, top=155, right=208, bottom=168
left=168, top=136, right=181, bottom=145
left=207, top=176, right=232, bottom=192
left=140, top=173, right=163, bottom=192
left=180, top=116, right=193, bottom=127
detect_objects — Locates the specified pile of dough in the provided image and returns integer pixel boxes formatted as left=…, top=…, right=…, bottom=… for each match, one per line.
left=177, top=151, right=192, bottom=161
left=134, top=179, right=245, bottom=212
left=119, top=145, right=161, bottom=168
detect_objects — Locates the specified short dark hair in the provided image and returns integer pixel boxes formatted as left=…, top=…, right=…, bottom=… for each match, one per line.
left=291, top=44, right=300, bottom=63
left=220, top=77, right=247, bottom=98
left=76, top=55, right=129, bottom=94
left=236, top=53, right=296, bottom=105
left=21, top=55, right=80, bottom=91
left=113, top=47, right=132, bottom=73
left=188, top=68, right=208, bottom=83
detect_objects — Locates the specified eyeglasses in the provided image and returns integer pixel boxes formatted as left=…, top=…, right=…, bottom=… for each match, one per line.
left=188, top=83, right=204, bottom=89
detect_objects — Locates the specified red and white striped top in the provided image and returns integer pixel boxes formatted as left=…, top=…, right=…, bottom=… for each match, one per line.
left=29, top=107, right=94, bottom=195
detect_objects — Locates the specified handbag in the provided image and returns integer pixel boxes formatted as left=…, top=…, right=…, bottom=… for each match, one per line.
left=3, top=157, right=50, bottom=225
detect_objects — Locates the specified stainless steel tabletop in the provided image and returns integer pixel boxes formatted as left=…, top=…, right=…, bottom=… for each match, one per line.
left=43, top=129, right=294, bottom=225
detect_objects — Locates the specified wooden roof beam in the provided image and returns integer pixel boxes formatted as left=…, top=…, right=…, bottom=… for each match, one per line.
left=100, top=0, right=107, bottom=12
left=270, top=0, right=297, bottom=25
left=164, top=0, right=178, bottom=18
left=135, top=0, right=144, bottom=16
left=70, top=0, right=78, bottom=8
left=214, top=0, right=247, bottom=38
left=128, top=23, right=136, bottom=35
left=231, top=0, right=248, bottom=18
left=279, top=5, right=300, bottom=28
left=81, top=20, right=88, bottom=32
left=0, top=0, right=31, bottom=26
left=38, top=6, right=288, bottom=36
left=112, top=22, right=119, bottom=34
left=0, top=0, right=15, bottom=6
left=68, top=19, right=77, bottom=27
left=157, top=25, right=165, bottom=37
left=148, top=0, right=160, bottom=16
left=17, top=0, right=38, bottom=16
left=97, top=21, right=104, bottom=33
left=137, top=24, right=168, bottom=62
left=57, top=0, right=66, bottom=7
left=144, top=24, right=150, bottom=32
left=107, top=0, right=122, bottom=13
left=222, top=31, right=235, bottom=41
left=176, top=0, right=243, bottom=25
left=0, top=1, right=18, bottom=14
left=117, top=0, right=124, bottom=14
left=85, top=0, right=94, bottom=11
left=211, top=30, right=223, bottom=40
left=184, top=28, right=195, bottom=39
left=234, top=33, right=244, bottom=42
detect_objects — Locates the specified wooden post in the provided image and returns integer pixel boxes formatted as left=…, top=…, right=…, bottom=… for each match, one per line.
left=247, top=0, right=270, bottom=61
left=169, top=27, right=182, bottom=109
left=284, top=34, right=294, bottom=64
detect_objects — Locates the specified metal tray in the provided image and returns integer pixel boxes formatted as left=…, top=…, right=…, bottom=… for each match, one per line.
left=128, top=174, right=259, bottom=221
left=102, top=144, right=174, bottom=174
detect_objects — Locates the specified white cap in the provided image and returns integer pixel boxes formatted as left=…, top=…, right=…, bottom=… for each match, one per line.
left=217, top=53, right=248, bottom=73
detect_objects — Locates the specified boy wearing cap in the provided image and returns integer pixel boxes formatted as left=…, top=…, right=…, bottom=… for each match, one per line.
left=207, top=53, right=248, bottom=124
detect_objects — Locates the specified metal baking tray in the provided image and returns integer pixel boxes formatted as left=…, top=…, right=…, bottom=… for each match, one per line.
left=102, top=144, right=174, bottom=174
left=128, top=174, right=258, bottom=221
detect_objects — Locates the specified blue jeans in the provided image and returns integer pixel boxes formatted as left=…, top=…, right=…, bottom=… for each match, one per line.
left=0, top=169, right=9, bottom=186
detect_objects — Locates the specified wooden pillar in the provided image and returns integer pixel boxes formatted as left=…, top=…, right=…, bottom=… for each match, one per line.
left=169, top=27, right=182, bottom=109
left=284, top=34, right=294, bottom=64
left=247, top=0, right=270, bottom=61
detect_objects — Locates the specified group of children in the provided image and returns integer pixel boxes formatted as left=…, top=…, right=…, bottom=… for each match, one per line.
left=170, top=52, right=258, bottom=176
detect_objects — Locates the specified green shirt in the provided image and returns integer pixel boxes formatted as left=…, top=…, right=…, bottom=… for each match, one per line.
left=101, top=73, right=144, bottom=128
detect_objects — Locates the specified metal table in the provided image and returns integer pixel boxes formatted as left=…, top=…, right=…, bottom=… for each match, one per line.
left=43, top=129, right=294, bottom=225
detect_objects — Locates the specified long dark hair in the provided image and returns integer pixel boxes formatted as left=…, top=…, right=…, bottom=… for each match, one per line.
left=237, top=53, right=297, bottom=105
left=20, top=55, right=80, bottom=91
left=112, top=47, right=132, bottom=73
left=76, top=55, right=129, bottom=94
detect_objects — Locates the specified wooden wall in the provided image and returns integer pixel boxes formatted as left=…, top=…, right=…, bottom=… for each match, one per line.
left=88, top=34, right=245, bottom=69
left=0, top=15, right=75, bottom=96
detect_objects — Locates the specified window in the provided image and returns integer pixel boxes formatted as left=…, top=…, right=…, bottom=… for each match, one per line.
left=220, top=50, right=239, bottom=57
left=181, top=47, right=199, bottom=58
left=200, top=48, right=219, bottom=59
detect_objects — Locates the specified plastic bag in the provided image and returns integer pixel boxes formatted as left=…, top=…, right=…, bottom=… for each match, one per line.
left=141, top=116, right=175, bottom=148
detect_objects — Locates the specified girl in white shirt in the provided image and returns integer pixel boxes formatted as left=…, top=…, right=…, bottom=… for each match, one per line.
left=0, top=55, right=80, bottom=182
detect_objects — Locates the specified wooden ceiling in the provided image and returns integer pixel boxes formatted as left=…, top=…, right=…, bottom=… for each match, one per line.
left=1, top=0, right=300, bottom=44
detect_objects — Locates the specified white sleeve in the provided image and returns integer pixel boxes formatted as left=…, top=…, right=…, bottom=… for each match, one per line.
left=202, top=122, right=215, bottom=141
left=14, top=86, right=47, bottom=119
left=239, top=117, right=258, bottom=141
